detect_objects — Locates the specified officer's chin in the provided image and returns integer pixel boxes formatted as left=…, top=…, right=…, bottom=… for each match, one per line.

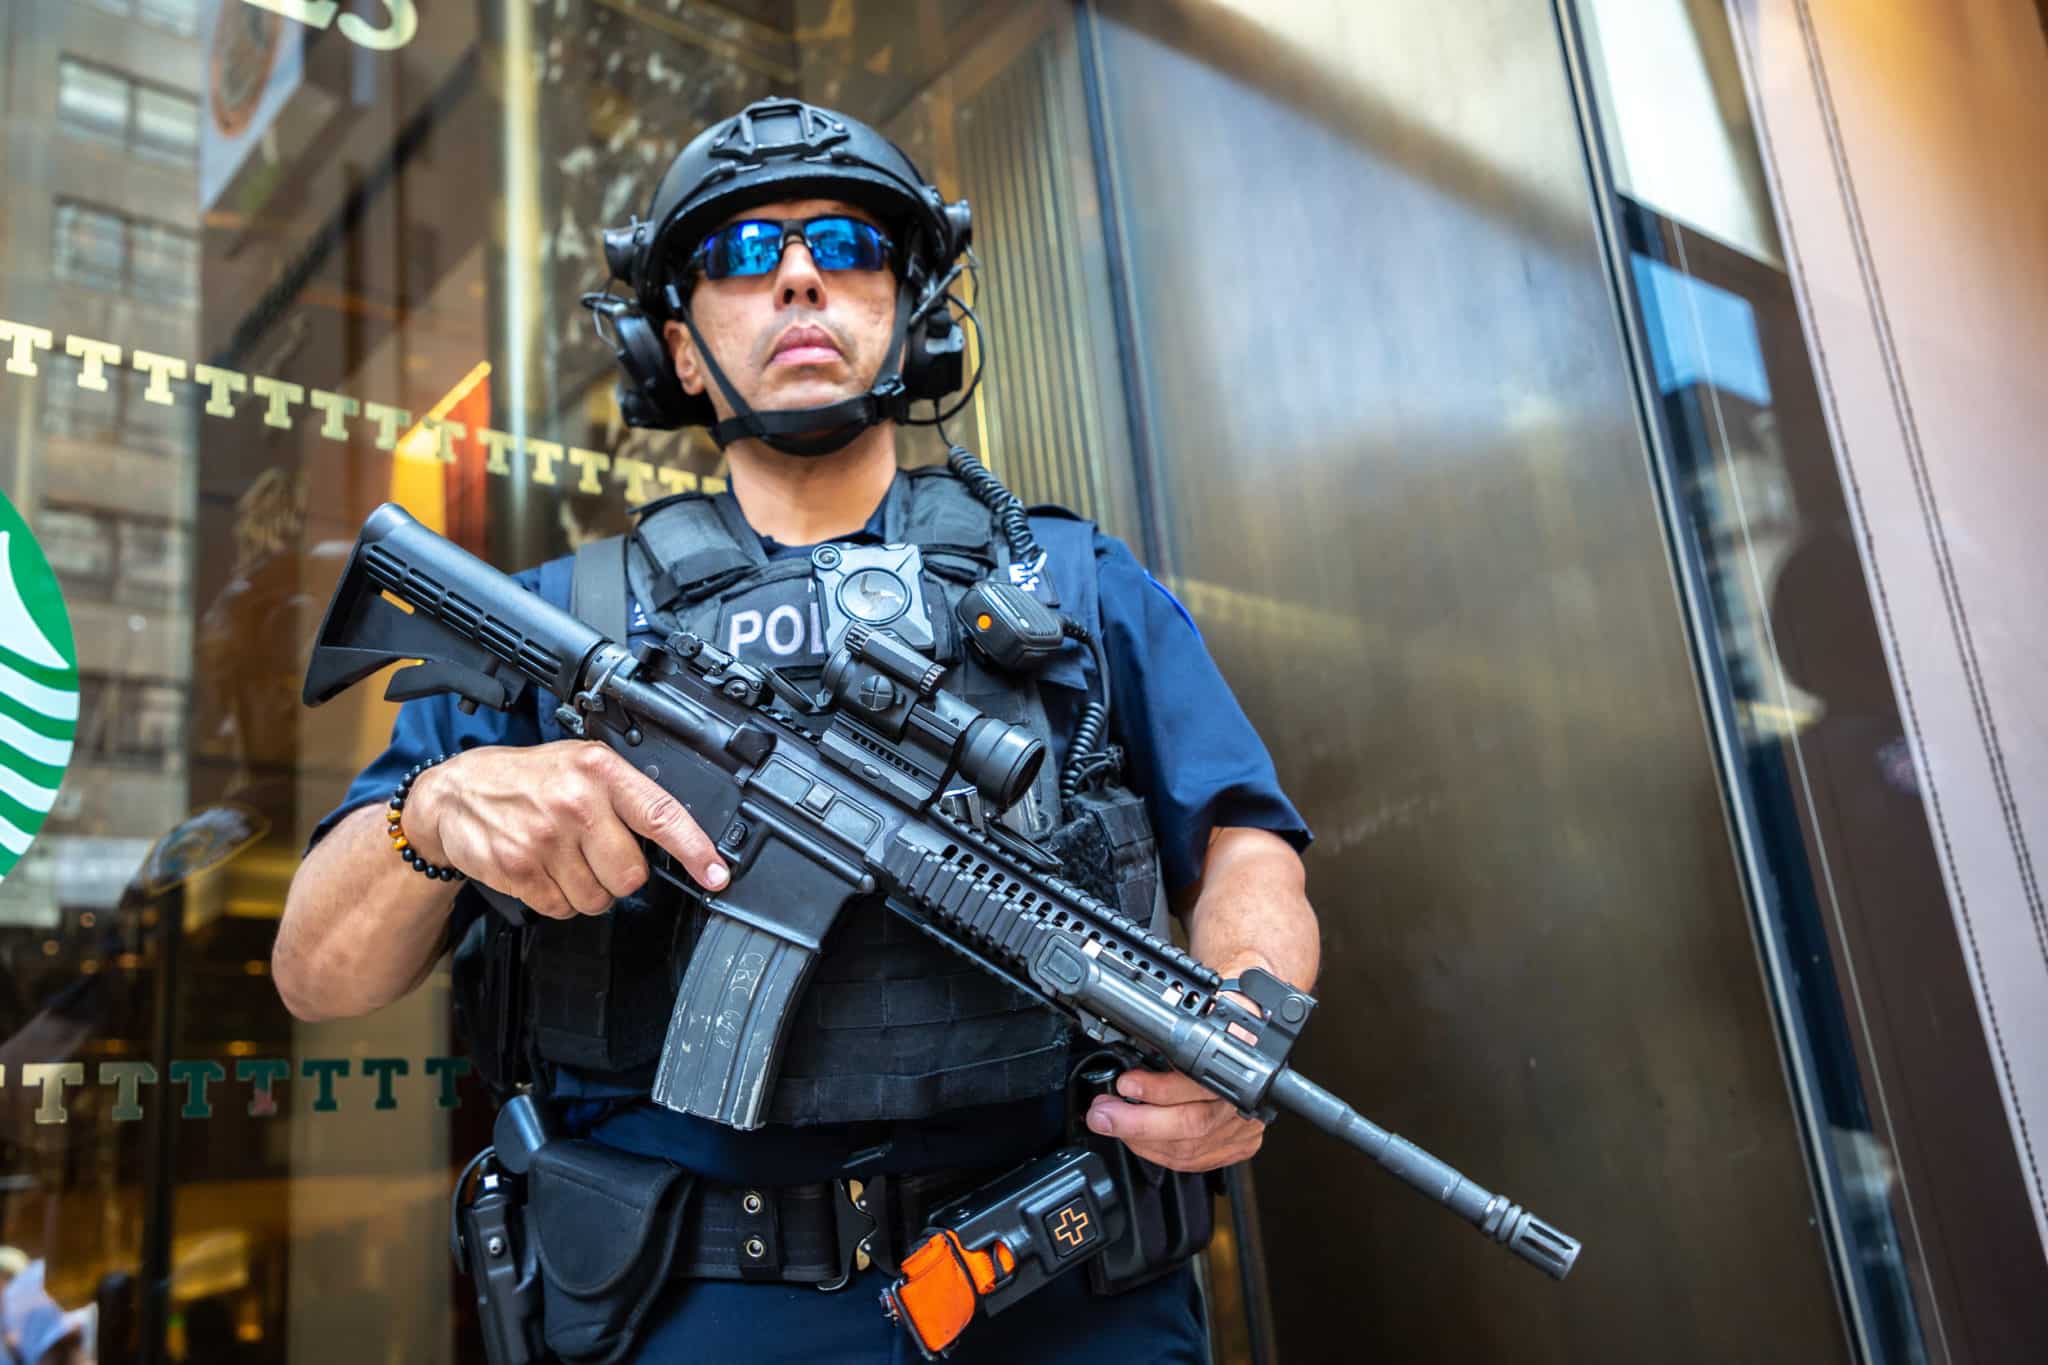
left=760, top=377, right=871, bottom=424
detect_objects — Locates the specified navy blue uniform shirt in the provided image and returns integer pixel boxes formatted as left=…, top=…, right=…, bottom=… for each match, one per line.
left=308, top=499, right=1308, bottom=1185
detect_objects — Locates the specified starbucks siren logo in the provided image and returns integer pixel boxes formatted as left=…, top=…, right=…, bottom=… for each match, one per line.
left=0, top=489, right=78, bottom=880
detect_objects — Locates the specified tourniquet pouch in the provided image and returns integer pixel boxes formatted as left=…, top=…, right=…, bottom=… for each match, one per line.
left=527, top=1139, right=696, bottom=1364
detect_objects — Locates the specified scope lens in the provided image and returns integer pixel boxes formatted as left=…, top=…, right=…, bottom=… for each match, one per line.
left=958, top=717, right=1045, bottom=810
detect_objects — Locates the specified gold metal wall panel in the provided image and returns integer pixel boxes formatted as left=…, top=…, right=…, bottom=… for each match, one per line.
left=954, top=27, right=1132, bottom=528
left=1089, top=3, right=1849, bottom=1358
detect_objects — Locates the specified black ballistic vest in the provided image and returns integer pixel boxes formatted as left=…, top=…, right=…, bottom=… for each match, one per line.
left=512, top=468, right=1163, bottom=1127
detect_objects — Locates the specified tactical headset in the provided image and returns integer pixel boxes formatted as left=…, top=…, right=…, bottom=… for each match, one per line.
left=583, top=98, right=977, bottom=458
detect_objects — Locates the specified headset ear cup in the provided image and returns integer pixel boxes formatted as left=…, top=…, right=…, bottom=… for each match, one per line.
left=902, top=307, right=966, bottom=403
left=611, top=309, right=700, bottom=429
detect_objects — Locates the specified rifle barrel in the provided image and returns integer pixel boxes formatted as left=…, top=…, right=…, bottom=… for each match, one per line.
left=1265, top=1068, right=1581, bottom=1279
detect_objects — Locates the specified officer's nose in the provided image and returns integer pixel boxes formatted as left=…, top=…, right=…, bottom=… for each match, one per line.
left=774, top=239, right=827, bottom=309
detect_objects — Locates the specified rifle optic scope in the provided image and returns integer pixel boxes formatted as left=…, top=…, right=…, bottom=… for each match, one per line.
left=822, top=625, right=1045, bottom=811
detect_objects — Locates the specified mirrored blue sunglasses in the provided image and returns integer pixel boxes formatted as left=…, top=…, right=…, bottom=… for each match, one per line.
left=690, top=215, right=895, bottom=280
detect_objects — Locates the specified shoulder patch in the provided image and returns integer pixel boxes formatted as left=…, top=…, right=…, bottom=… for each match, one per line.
left=1146, top=571, right=1202, bottom=639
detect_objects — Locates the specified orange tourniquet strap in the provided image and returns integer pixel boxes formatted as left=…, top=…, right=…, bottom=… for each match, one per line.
left=891, top=1231, right=1018, bottom=1356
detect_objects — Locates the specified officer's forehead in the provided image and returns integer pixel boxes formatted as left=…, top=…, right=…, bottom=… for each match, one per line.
left=714, top=198, right=880, bottom=229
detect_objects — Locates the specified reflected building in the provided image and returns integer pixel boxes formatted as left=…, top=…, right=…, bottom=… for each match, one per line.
left=0, top=0, right=206, bottom=1323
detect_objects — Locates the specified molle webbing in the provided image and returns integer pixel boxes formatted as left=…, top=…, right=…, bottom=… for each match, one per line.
left=529, top=468, right=1145, bottom=1126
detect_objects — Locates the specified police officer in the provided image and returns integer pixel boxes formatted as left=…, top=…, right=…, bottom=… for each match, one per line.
left=276, top=98, right=1319, bottom=1363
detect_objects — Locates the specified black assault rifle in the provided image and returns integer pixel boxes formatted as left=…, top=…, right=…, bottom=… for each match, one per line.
left=304, top=503, right=1581, bottom=1280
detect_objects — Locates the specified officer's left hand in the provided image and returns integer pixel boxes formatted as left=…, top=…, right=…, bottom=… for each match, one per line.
left=1085, top=1068, right=1265, bottom=1173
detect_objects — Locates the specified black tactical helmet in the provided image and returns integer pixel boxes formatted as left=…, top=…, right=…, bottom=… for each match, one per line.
left=587, top=98, right=974, bottom=455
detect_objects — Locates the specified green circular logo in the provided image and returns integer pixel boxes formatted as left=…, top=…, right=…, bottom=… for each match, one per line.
left=0, top=489, right=78, bottom=881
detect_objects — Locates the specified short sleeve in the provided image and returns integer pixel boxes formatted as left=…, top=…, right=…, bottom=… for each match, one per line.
left=1093, top=533, right=1311, bottom=891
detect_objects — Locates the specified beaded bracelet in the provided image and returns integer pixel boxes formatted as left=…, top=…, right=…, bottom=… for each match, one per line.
left=388, top=754, right=466, bottom=882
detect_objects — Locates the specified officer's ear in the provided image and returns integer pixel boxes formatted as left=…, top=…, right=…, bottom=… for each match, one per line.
left=662, top=319, right=708, bottom=397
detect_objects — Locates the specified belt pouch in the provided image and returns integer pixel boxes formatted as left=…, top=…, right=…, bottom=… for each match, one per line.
left=450, top=901, right=526, bottom=1097
left=527, top=1139, right=696, bottom=1365
left=1084, top=1137, right=1215, bottom=1297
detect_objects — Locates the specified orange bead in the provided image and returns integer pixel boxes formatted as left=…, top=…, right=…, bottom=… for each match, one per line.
left=392, top=835, right=409, bottom=851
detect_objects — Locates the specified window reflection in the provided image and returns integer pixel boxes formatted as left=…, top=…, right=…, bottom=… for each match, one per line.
left=137, top=0, right=204, bottom=40
left=1623, top=198, right=1934, bottom=1362
left=126, top=220, right=200, bottom=309
left=50, top=204, right=199, bottom=310
left=56, top=58, right=133, bottom=147
left=56, top=58, right=198, bottom=167
left=132, top=85, right=201, bottom=166
left=43, top=356, right=195, bottom=456
left=35, top=508, right=120, bottom=599
left=53, top=203, right=129, bottom=295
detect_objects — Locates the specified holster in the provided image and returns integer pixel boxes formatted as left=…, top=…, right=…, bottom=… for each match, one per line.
left=457, top=1159, right=544, bottom=1365
left=526, top=1139, right=696, bottom=1365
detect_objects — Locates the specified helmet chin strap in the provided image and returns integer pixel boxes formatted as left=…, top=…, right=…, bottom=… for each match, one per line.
left=674, top=278, right=917, bottom=459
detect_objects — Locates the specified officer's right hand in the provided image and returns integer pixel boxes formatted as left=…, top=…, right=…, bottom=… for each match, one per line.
left=404, top=741, right=728, bottom=917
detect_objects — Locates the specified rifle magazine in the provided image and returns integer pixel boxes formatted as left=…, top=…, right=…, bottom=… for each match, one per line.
left=649, top=912, right=818, bottom=1130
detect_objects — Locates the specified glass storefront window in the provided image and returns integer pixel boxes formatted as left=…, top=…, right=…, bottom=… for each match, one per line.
left=0, top=2, right=2025, bottom=1362
left=1559, top=1, right=2046, bottom=1360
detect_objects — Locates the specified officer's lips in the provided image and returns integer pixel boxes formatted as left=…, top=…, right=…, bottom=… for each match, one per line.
left=768, top=324, right=843, bottom=367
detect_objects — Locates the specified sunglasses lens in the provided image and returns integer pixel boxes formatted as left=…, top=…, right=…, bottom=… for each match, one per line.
left=805, top=217, right=888, bottom=270
left=709, top=221, right=785, bottom=279
left=695, top=218, right=892, bottom=279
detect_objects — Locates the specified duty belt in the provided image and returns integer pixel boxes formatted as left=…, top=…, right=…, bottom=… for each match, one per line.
left=677, top=1168, right=985, bottom=1289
